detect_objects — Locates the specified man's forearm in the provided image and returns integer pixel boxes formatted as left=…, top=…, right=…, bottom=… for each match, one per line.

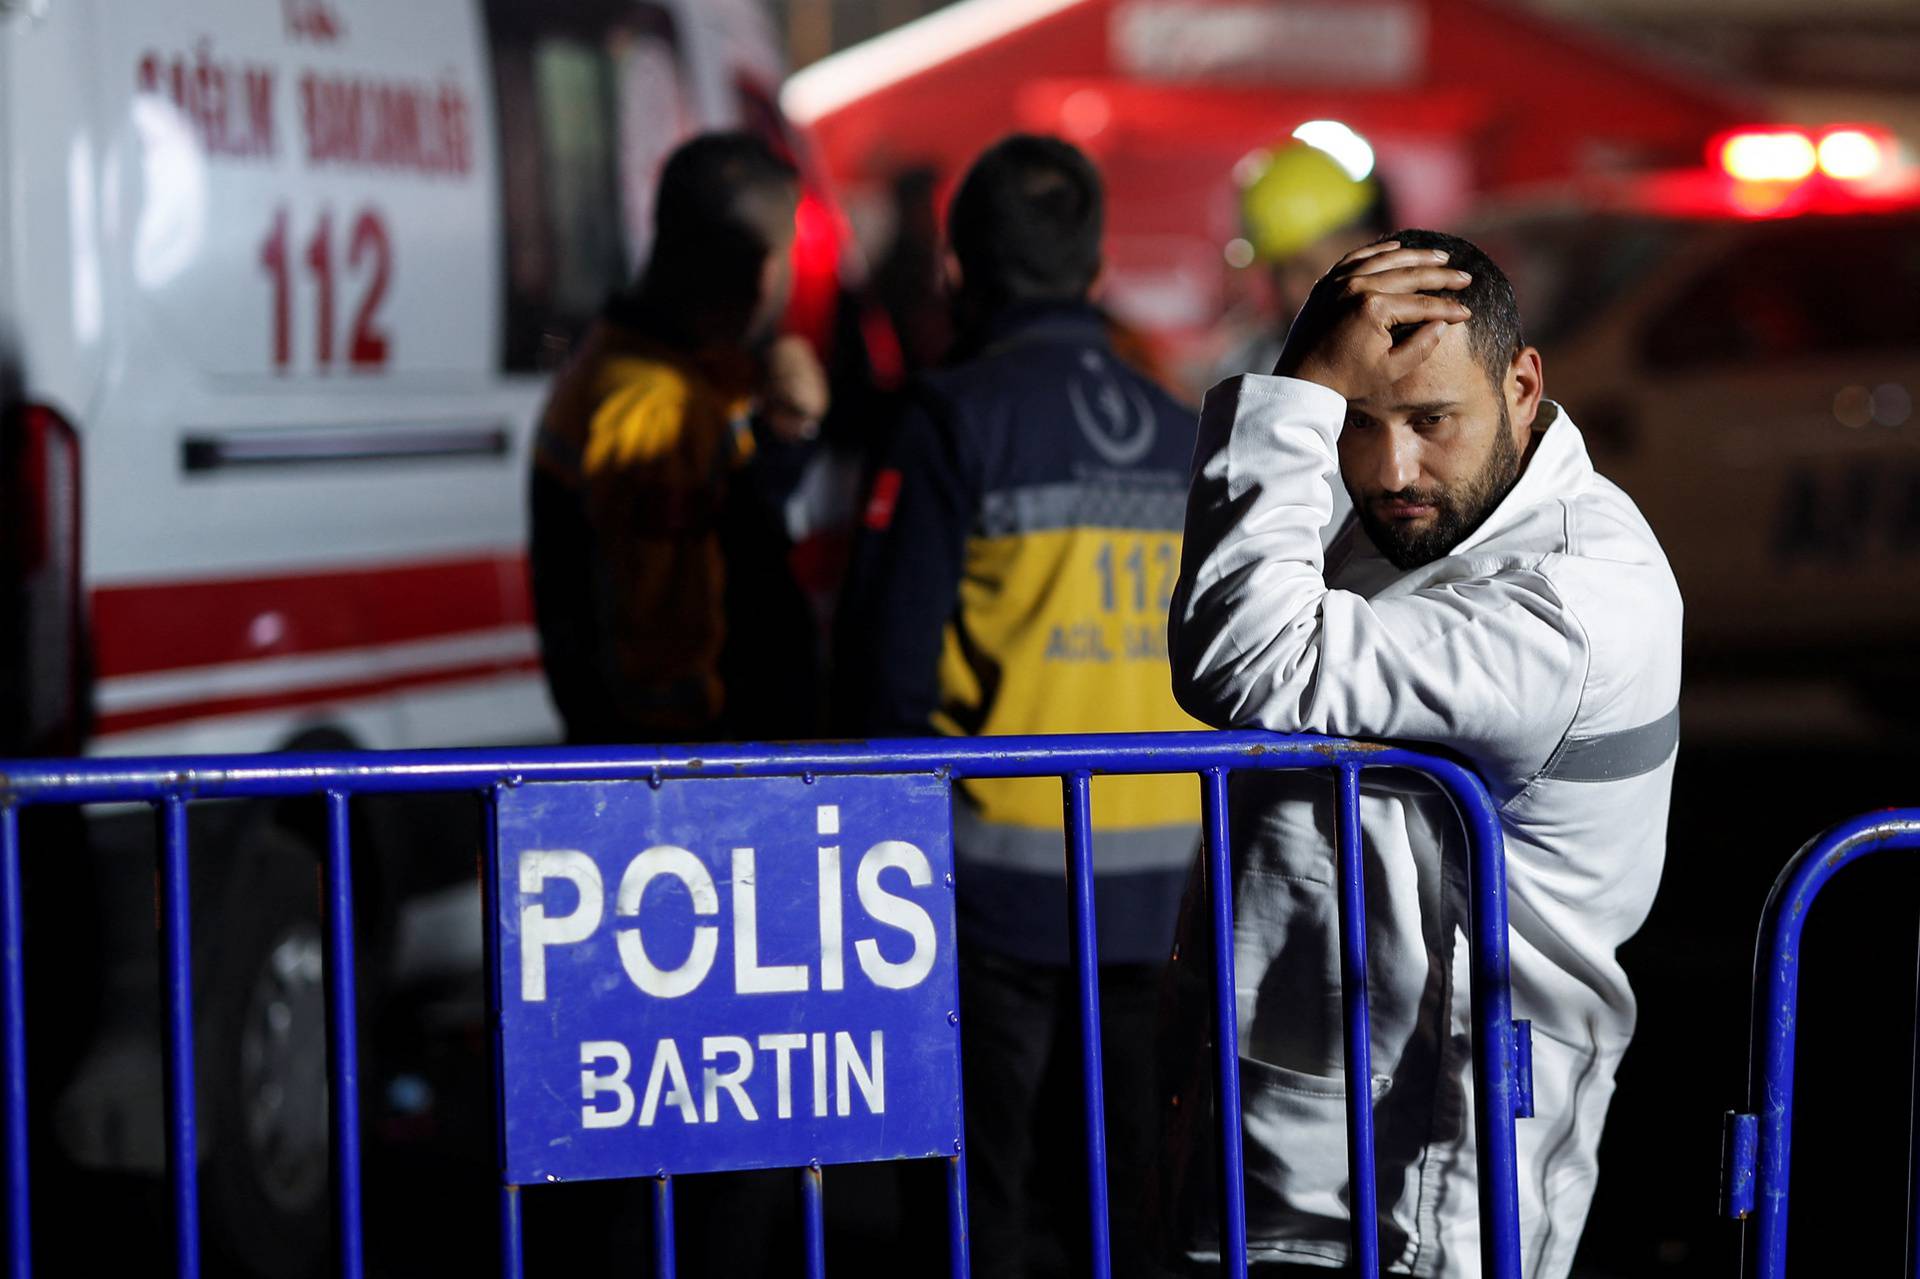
left=1170, top=375, right=1347, bottom=731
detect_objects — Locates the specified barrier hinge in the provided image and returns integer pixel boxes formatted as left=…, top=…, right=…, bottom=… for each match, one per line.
left=1721, top=1111, right=1757, bottom=1219
left=1510, top=1019, right=1534, bottom=1119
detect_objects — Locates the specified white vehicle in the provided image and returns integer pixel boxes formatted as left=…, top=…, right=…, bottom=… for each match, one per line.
left=1466, top=125, right=1920, bottom=735
left=0, top=1, right=863, bottom=1272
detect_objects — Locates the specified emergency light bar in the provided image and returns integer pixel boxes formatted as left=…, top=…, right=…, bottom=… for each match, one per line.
left=1712, top=125, right=1895, bottom=184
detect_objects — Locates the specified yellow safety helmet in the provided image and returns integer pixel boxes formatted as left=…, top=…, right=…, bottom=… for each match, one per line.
left=1239, top=140, right=1380, bottom=263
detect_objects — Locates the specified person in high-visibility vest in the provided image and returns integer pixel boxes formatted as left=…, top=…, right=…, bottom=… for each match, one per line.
left=838, top=134, right=1203, bottom=1278
left=530, top=132, right=829, bottom=748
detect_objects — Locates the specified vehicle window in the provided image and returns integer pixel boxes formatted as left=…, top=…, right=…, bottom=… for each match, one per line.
left=1643, top=216, right=1920, bottom=374
left=486, top=0, right=694, bottom=371
left=1471, top=215, right=1677, bottom=353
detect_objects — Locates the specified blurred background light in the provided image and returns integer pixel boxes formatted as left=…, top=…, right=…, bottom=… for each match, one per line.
left=1720, top=129, right=1818, bottom=182
left=1833, top=384, right=1875, bottom=428
left=1291, top=120, right=1377, bottom=182
left=1059, top=88, right=1113, bottom=141
left=1816, top=128, right=1884, bottom=180
left=1872, top=382, right=1912, bottom=427
left=1728, top=178, right=1797, bottom=216
left=131, top=96, right=208, bottom=292
left=1232, top=148, right=1272, bottom=188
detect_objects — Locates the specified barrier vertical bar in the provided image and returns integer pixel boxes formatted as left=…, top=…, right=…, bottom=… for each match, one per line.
left=652, top=1175, right=676, bottom=1279
left=499, top=1185, right=523, bottom=1279
left=159, top=795, right=202, bottom=1278
left=1455, top=777, right=1524, bottom=1279
left=802, top=1164, right=827, bottom=1279
left=1061, top=771, right=1112, bottom=1279
left=1334, top=765, right=1382, bottom=1278
left=1908, top=922, right=1920, bottom=1279
left=947, top=1152, right=970, bottom=1279
left=322, top=793, right=365, bottom=1279
left=1746, top=831, right=1820, bottom=1278
left=1738, top=813, right=1920, bottom=1278
left=1200, top=767, right=1247, bottom=1277
left=1, top=803, right=28, bottom=1279
left=482, top=785, right=524, bottom=1279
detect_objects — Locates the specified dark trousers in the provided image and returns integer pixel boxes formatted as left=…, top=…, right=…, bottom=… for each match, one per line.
left=960, top=947, right=1164, bottom=1279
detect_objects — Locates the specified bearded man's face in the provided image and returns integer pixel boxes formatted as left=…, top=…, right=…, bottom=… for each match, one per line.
left=1339, top=324, right=1531, bottom=571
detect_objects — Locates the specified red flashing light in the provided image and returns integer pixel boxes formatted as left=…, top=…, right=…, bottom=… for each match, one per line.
left=1718, top=130, right=1815, bottom=183
left=1711, top=125, right=1895, bottom=185
left=782, top=190, right=842, bottom=361
left=1728, top=179, right=1799, bottom=219
left=1625, top=163, right=1920, bottom=223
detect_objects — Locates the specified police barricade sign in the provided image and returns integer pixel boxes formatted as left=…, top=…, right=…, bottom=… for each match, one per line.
left=493, top=774, right=962, bottom=1182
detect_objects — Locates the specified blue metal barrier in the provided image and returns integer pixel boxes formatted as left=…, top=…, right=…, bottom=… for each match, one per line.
left=1722, top=808, right=1920, bottom=1277
left=0, top=730, right=1531, bottom=1278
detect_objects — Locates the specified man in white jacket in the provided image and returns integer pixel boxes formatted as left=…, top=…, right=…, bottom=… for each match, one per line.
left=1157, top=230, right=1681, bottom=1277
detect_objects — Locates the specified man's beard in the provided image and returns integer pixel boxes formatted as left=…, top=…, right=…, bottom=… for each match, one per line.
left=1352, top=403, right=1523, bottom=571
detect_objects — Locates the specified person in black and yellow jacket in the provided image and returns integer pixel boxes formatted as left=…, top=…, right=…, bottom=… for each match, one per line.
left=837, top=134, right=1202, bottom=1279
left=527, top=129, right=834, bottom=1277
left=531, top=132, right=827, bottom=748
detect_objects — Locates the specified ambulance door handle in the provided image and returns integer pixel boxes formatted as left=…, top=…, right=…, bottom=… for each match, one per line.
left=181, top=423, right=512, bottom=472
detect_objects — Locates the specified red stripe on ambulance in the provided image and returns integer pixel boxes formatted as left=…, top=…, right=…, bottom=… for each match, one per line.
left=92, top=553, right=533, bottom=679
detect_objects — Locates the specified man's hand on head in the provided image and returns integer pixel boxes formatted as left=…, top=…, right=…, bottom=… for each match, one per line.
left=1273, top=242, right=1473, bottom=403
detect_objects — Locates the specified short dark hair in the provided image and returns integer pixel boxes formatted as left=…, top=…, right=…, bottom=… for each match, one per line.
left=948, top=134, right=1104, bottom=306
left=649, top=132, right=798, bottom=303
left=1382, top=228, right=1524, bottom=389
left=656, top=131, right=797, bottom=247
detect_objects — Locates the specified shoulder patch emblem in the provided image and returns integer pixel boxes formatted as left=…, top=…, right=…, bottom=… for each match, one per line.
left=1069, top=350, right=1157, bottom=467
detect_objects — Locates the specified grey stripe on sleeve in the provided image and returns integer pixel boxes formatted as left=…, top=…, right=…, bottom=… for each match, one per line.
left=1540, top=706, right=1680, bottom=783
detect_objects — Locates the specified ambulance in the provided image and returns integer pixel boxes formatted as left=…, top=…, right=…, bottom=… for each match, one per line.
left=0, top=1, right=873, bottom=1272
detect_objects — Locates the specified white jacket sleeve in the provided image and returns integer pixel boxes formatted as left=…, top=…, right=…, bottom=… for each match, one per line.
left=1169, top=375, right=1586, bottom=781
